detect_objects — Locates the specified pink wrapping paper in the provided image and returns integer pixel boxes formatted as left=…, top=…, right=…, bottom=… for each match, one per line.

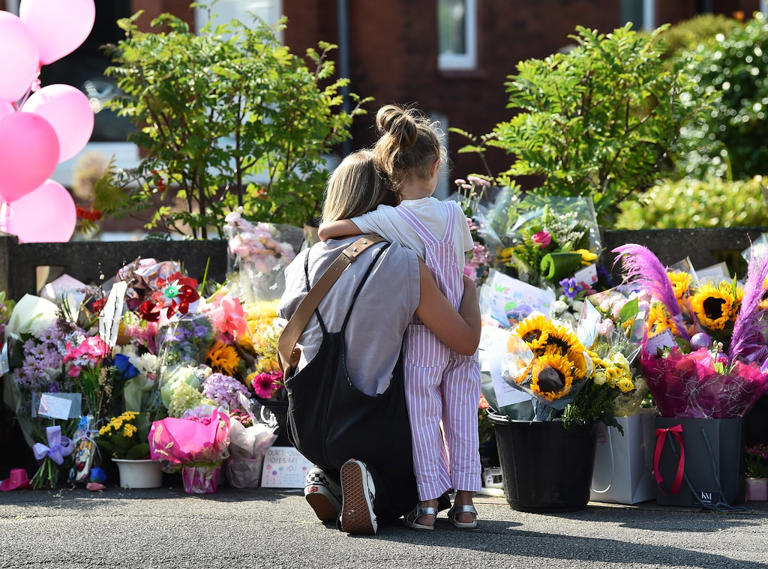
left=149, top=410, right=230, bottom=465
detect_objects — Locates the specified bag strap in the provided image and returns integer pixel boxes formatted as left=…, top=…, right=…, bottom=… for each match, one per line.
left=278, top=234, right=386, bottom=377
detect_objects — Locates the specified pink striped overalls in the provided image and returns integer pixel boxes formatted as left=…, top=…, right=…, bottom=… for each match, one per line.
left=396, top=203, right=481, bottom=501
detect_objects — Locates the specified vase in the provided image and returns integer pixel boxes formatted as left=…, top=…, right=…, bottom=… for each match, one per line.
left=182, top=463, right=221, bottom=494
left=112, top=459, right=163, bottom=489
left=746, top=477, right=768, bottom=501
left=489, top=414, right=598, bottom=512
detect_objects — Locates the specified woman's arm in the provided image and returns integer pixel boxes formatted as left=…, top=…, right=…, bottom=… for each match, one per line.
left=415, top=263, right=481, bottom=355
left=317, top=220, right=362, bottom=241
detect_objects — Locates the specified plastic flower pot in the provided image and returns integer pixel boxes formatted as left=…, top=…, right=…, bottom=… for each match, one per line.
left=112, top=459, right=163, bottom=489
left=489, top=414, right=597, bottom=512
left=182, top=463, right=221, bottom=494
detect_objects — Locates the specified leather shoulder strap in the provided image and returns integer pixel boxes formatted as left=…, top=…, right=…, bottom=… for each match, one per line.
left=278, top=234, right=386, bottom=376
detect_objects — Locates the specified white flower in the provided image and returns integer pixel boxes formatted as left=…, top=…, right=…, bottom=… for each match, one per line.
left=552, top=300, right=568, bottom=314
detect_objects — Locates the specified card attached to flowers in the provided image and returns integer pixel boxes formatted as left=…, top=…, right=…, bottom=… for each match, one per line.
left=480, top=270, right=554, bottom=328
left=260, top=446, right=314, bottom=488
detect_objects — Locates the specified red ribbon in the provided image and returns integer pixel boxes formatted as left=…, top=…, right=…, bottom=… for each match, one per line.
left=654, top=424, right=685, bottom=495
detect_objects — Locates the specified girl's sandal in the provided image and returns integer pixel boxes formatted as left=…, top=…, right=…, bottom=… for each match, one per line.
left=402, top=504, right=438, bottom=531
left=447, top=504, right=479, bottom=529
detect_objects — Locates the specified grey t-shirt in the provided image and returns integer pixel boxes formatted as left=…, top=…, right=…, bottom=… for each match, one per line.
left=278, top=237, right=420, bottom=396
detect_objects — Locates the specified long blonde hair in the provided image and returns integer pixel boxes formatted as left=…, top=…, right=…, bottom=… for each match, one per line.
left=372, top=104, right=445, bottom=198
left=322, top=150, right=395, bottom=223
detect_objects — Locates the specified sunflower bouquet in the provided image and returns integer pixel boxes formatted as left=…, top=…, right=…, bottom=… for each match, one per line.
left=502, top=313, right=592, bottom=420
left=614, top=244, right=768, bottom=418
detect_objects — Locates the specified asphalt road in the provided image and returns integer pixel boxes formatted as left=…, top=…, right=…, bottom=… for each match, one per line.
left=0, top=486, right=767, bottom=569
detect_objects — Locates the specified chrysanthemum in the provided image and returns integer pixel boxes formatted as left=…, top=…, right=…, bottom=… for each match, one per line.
left=667, top=271, right=692, bottom=300
left=513, top=314, right=551, bottom=352
left=690, top=283, right=737, bottom=331
left=531, top=353, right=573, bottom=401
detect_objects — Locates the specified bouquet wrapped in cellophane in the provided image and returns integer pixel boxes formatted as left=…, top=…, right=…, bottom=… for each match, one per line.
left=614, top=244, right=768, bottom=418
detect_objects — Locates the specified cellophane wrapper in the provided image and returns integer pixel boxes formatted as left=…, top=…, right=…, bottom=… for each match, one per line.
left=640, top=344, right=768, bottom=418
left=148, top=409, right=230, bottom=465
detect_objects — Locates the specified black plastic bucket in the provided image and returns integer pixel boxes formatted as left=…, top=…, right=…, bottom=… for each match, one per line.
left=489, top=414, right=598, bottom=512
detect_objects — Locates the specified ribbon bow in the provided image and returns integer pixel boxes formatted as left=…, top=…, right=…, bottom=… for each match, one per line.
left=654, top=424, right=685, bottom=495
left=32, top=426, right=74, bottom=465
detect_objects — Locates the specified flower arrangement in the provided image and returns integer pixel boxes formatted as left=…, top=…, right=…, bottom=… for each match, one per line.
left=614, top=244, right=768, bottom=418
left=201, top=373, right=251, bottom=412
left=746, top=444, right=768, bottom=478
left=96, top=411, right=150, bottom=460
left=456, top=176, right=494, bottom=286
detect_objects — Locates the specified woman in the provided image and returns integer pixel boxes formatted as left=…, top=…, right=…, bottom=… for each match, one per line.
left=277, top=150, right=481, bottom=535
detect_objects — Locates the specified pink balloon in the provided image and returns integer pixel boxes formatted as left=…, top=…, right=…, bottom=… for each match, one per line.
left=6, top=179, right=76, bottom=243
left=23, top=84, right=94, bottom=162
left=0, top=11, right=40, bottom=102
left=0, top=112, right=60, bottom=202
left=20, top=0, right=95, bottom=65
left=0, top=102, right=14, bottom=121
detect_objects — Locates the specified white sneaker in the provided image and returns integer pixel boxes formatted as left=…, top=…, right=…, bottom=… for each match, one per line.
left=304, top=467, right=342, bottom=522
left=339, top=459, right=377, bottom=535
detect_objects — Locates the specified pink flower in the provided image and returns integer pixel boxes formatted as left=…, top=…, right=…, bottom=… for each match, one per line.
left=205, top=294, right=247, bottom=343
left=251, top=371, right=282, bottom=399
left=531, top=231, right=552, bottom=248
left=467, top=175, right=491, bottom=187
left=67, top=365, right=82, bottom=378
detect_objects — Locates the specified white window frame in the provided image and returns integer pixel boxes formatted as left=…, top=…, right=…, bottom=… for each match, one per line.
left=195, top=0, right=283, bottom=40
left=5, top=0, right=19, bottom=13
left=438, top=0, right=477, bottom=71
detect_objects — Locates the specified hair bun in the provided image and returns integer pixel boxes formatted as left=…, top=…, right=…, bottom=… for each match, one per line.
left=376, top=104, right=417, bottom=148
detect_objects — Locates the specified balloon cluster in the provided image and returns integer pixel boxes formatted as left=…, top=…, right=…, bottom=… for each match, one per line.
left=0, top=0, right=96, bottom=243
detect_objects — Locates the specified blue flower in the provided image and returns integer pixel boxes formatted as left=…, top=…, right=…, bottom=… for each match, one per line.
left=559, top=277, right=582, bottom=299
left=114, top=354, right=139, bottom=379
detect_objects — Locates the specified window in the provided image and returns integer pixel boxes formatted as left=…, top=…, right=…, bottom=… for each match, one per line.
left=620, top=0, right=655, bottom=31
left=438, top=0, right=477, bottom=70
left=195, top=0, right=283, bottom=37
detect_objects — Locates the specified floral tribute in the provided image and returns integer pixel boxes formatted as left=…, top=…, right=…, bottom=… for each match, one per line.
left=614, top=244, right=768, bottom=418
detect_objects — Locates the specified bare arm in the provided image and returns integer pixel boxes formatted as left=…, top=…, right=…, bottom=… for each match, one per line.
left=317, top=220, right=362, bottom=241
left=415, top=262, right=481, bottom=355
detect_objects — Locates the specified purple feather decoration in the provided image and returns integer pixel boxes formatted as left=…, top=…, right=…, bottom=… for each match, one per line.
left=729, top=251, right=768, bottom=363
left=612, top=244, right=690, bottom=340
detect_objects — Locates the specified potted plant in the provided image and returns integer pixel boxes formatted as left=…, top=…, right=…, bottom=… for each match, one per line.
left=97, top=411, right=161, bottom=489
left=745, top=444, right=768, bottom=502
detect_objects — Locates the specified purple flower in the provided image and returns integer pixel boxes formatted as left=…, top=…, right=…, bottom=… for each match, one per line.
left=202, top=373, right=250, bottom=411
left=193, top=325, right=209, bottom=338
left=559, top=277, right=583, bottom=299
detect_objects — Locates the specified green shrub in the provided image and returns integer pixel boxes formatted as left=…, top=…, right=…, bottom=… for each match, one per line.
left=615, top=176, right=768, bottom=229
left=473, top=24, right=702, bottom=224
left=654, top=14, right=740, bottom=60
left=675, top=12, right=768, bottom=180
left=104, top=9, right=368, bottom=238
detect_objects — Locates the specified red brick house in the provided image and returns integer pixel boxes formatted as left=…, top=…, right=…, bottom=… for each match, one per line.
left=2, top=0, right=761, bottom=193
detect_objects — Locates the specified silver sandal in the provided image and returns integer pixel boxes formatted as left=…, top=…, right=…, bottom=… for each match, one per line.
left=402, top=504, right=438, bottom=531
left=447, top=504, right=478, bottom=529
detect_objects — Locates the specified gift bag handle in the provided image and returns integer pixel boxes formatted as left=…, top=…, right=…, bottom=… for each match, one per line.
left=591, top=423, right=615, bottom=495
left=278, top=234, right=386, bottom=377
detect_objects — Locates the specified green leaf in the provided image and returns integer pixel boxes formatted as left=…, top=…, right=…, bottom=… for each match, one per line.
left=618, top=297, right=639, bottom=323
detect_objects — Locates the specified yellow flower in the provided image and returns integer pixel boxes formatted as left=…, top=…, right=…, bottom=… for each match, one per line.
left=690, top=282, right=737, bottom=331
left=593, top=371, right=607, bottom=386
left=667, top=271, right=692, bottom=300
left=206, top=342, right=241, bottom=375
left=531, top=353, right=574, bottom=401
left=647, top=303, right=673, bottom=336
left=513, top=314, right=551, bottom=352
left=123, top=424, right=137, bottom=438
left=576, top=249, right=598, bottom=265
left=611, top=353, right=630, bottom=372
left=617, top=377, right=634, bottom=393
left=544, top=324, right=583, bottom=357
left=566, top=348, right=588, bottom=380
left=498, top=247, right=515, bottom=263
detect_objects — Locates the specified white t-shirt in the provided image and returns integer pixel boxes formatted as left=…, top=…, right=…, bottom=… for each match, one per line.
left=352, top=197, right=474, bottom=270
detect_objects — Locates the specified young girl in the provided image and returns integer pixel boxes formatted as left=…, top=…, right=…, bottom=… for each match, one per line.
left=318, top=104, right=481, bottom=530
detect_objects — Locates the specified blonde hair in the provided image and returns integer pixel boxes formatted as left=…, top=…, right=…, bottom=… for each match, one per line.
left=322, top=150, right=395, bottom=223
left=372, top=104, right=445, bottom=197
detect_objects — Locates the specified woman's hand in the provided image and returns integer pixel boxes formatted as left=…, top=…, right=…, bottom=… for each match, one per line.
left=415, top=262, right=481, bottom=355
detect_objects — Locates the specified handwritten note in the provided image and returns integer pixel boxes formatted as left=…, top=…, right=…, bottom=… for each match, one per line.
left=261, top=446, right=314, bottom=488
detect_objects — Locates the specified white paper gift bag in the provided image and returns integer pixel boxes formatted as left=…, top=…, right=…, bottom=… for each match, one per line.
left=590, top=413, right=656, bottom=504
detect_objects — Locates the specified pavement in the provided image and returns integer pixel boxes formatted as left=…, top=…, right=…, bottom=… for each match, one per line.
left=1, top=485, right=767, bottom=569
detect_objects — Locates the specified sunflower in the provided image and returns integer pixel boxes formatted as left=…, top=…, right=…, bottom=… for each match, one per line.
left=667, top=271, right=692, bottom=300
left=206, top=342, right=241, bottom=375
left=646, top=303, right=673, bottom=336
left=543, top=324, right=582, bottom=356
left=513, top=314, right=551, bottom=352
left=567, top=348, right=589, bottom=380
left=530, top=353, right=574, bottom=401
left=690, top=282, right=738, bottom=331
